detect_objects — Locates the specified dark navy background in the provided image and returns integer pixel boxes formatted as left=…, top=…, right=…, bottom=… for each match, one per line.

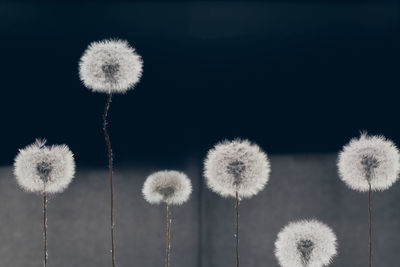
left=0, top=0, right=399, bottom=166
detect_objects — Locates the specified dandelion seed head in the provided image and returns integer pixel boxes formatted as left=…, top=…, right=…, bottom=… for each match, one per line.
left=203, top=139, right=270, bottom=199
left=275, top=219, right=337, bottom=267
left=142, top=170, right=192, bottom=205
left=337, top=133, right=400, bottom=192
left=14, top=139, right=76, bottom=194
left=79, top=39, right=143, bottom=93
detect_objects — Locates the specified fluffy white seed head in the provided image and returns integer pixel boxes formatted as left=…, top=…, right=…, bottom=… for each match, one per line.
left=275, top=219, right=338, bottom=267
left=142, top=170, right=192, bottom=205
left=337, top=133, right=400, bottom=192
left=14, top=139, right=76, bottom=194
left=203, top=139, right=271, bottom=199
left=79, top=39, right=143, bottom=93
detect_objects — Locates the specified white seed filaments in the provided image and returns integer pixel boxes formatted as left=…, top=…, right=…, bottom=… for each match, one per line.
left=13, top=139, right=75, bottom=267
left=297, top=239, right=314, bottom=265
left=143, top=170, right=192, bottom=205
left=79, top=39, right=143, bottom=93
left=361, top=154, right=379, bottom=182
left=337, top=133, right=400, bottom=192
left=143, top=171, right=192, bottom=267
left=14, top=139, right=75, bottom=194
left=204, top=139, right=270, bottom=267
left=275, top=220, right=338, bottom=267
left=203, top=139, right=271, bottom=199
left=36, top=161, right=52, bottom=182
left=337, top=133, right=400, bottom=267
left=79, top=38, right=143, bottom=267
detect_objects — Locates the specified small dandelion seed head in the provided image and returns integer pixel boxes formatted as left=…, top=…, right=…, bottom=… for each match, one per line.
left=13, top=139, right=76, bottom=194
left=275, top=219, right=338, bottom=267
left=142, top=170, right=192, bottom=205
left=203, top=139, right=271, bottom=199
left=337, top=133, right=400, bottom=192
left=79, top=39, right=143, bottom=94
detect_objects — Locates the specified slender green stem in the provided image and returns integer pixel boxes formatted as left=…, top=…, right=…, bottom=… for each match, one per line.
left=43, top=191, right=48, bottom=267
left=103, top=93, right=116, bottom=267
left=368, top=183, right=372, bottom=267
left=166, top=205, right=172, bottom=267
left=235, top=191, right=240, bottom=267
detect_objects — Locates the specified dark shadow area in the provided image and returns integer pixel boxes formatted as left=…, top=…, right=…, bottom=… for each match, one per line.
left=0, top=1, right=399, bottom=167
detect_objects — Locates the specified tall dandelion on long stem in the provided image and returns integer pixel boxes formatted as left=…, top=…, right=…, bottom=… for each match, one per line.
left=203, top=139, right=271, bottom=266
left=79, top=39, right=143, bottom=267
left=142, top=170, right=192, bottom=267
left=14, top=139, right=75, bottom=267
left=337, top=133, right=400, bottom=267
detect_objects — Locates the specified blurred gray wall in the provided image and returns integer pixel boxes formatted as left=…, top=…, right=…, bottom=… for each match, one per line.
left=1, top=154, right=400, bottom=267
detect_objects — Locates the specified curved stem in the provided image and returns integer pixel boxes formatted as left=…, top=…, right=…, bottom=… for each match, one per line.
left=235, top=191, right=240, bottom=267
left=43, top=191, right=48, bottom=267
left=166, top=205, right=172, bottom=267
left=103, top=93, right=116, bottom=267
left=368, top=183, right=372, bottom=267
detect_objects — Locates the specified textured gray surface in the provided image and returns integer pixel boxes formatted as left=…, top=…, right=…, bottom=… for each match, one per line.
left=1, top=154, right=400, bottom=266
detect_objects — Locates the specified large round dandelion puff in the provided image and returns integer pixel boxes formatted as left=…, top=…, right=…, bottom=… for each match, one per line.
left=337, top=133, right=399, bottom=267
left=79, top=39, right=143, bottom=267
left=14, top=139, right=75, bottom=194
left=143, top=171, right=192, bottom=267
left=204, top=139, right=270, bottom=267
left=79, top=39, right=143, bottom=94
left=13, top=139, right=75, bottom=267
left=143, top=170, right=192, bottom=205
left=275, top=219, right=338, bottom=267
left=204, top=139, right=271, bottom=199
left=337, top=133, right=400, bottom=192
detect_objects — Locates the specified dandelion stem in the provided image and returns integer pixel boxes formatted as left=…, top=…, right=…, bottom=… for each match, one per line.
left=166, top=205, right=172, bottom=267
left=235, top=191, right=240, bottom=267
left=43, top=191, right=48, bottom=267
left=368, top=183, right=372, bottom=267
left=103, top=93, right=116, bottom=267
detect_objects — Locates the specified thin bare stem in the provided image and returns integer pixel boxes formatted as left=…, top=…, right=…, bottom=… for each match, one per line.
left=103, top=93, right=116, bottom=267
left=235, top=191, right=240, bottom=267
left=368, top=183, right=372, bottom=267
left=43, top=191, right=48, bottom=267
left=166, top=205, right=172, bottom=267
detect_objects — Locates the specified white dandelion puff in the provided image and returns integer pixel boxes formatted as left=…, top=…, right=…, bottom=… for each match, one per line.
left=14, top=139, right=75, bottom=194
left=275, top=219, right=338, bottom=267
left=143, top=170, right=192, bottom=266
left=337, top=133, right=400, bottom=192
left=79, top=39, right=143, bottom=94
left=203, top=139, right=271, bottom=199
left=204, top=139, right=270, bottom=266
left=13, top=138, right=75, bottom=267
left=337, top=133, right=400, bottom=266
left=79, top=38, right=143, bottom=266
left=142, top=170, right=192, bottom=205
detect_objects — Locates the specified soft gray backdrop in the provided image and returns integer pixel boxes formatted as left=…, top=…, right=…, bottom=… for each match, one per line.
left=1, top=154, right=400, bottom=266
